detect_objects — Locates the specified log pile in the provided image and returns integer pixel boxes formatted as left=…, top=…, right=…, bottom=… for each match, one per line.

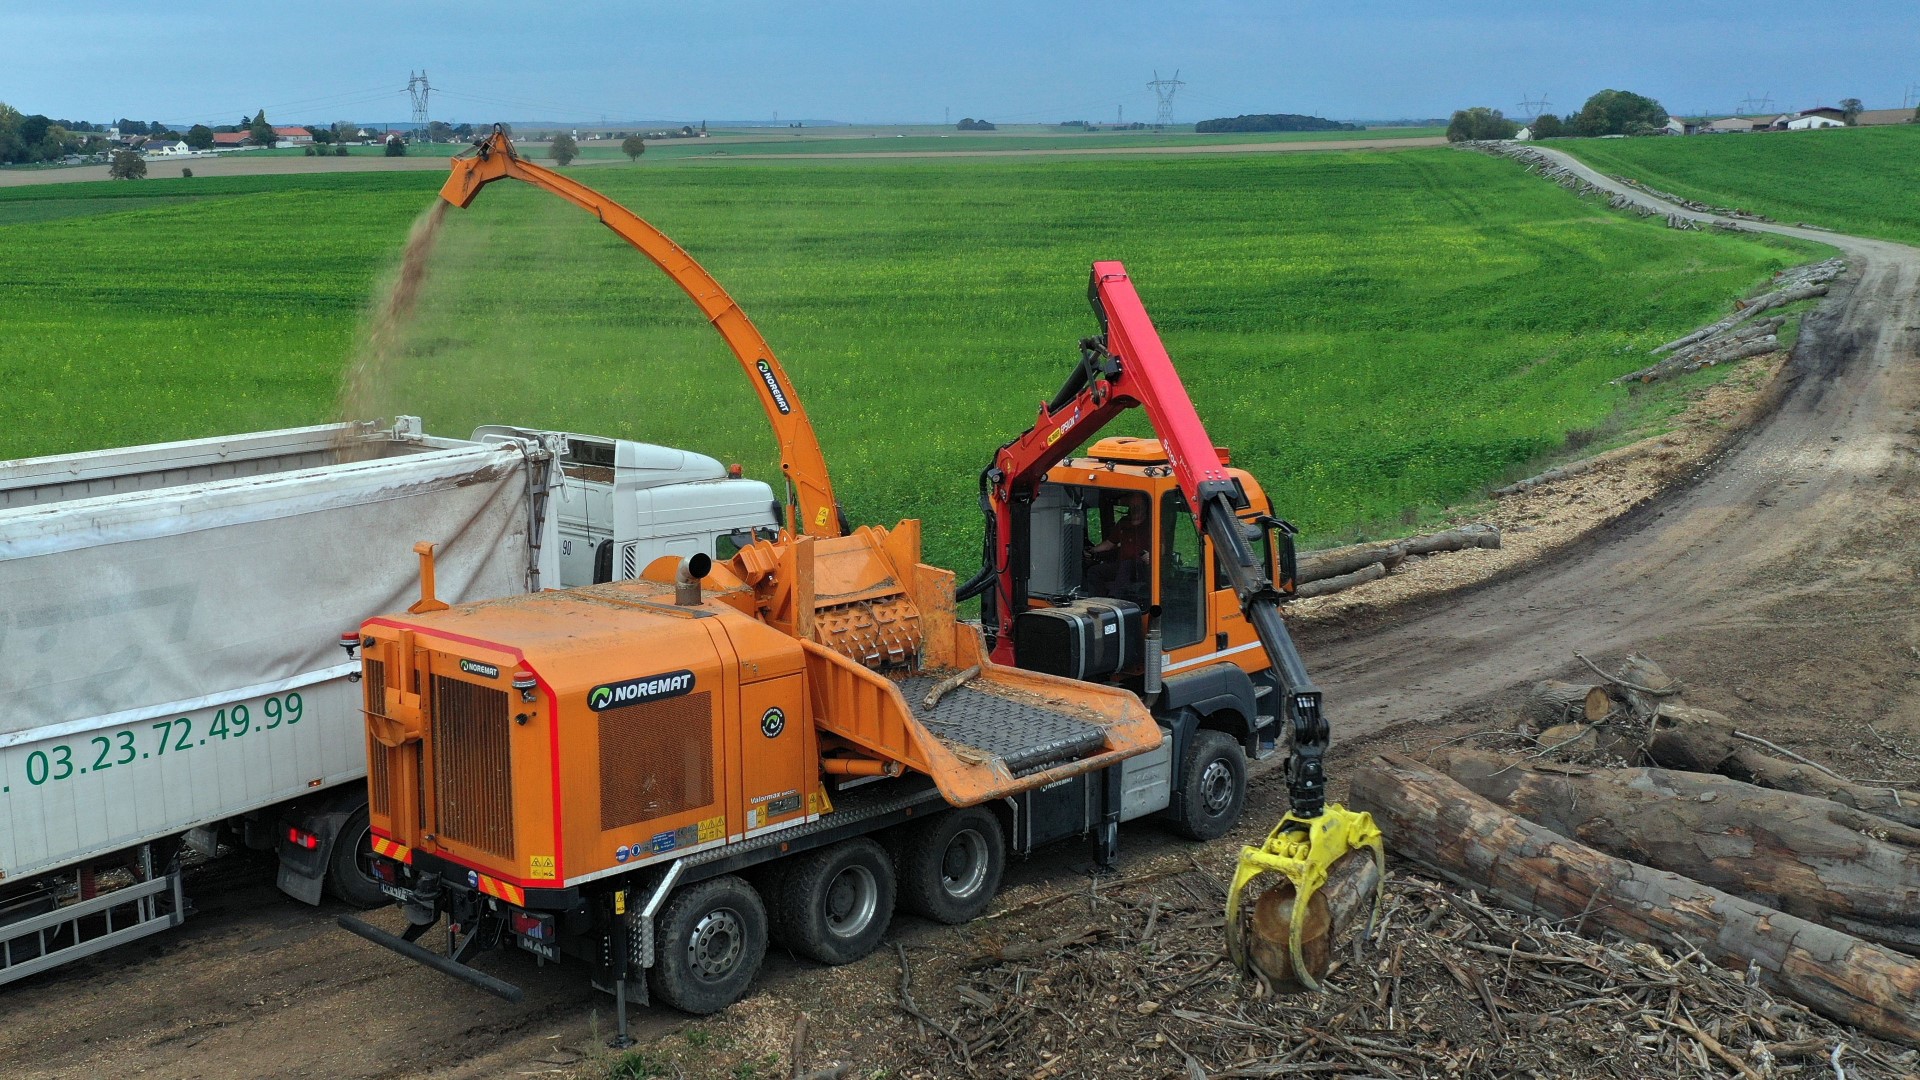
left=1610, top=259, right=1846, bottom=385
left=1293, top=524, right=1500, bottom=599
left=1351, top=652, right=1920, bottom=1055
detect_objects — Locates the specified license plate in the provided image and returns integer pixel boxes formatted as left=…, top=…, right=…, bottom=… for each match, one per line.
left=518, top=937, right=558, bottom=962
left=381, top=884, right=410, bottom=902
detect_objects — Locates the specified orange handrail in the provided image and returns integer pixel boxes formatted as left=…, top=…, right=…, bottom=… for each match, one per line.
left=439, top=127, right=843, bottom=537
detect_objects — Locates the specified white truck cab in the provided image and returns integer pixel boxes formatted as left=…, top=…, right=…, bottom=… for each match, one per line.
left=471, top=427, right=781, bottom=587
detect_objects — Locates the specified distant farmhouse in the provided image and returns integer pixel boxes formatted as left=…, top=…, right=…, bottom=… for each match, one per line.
left=1681, top=105, right=1904, bottom=135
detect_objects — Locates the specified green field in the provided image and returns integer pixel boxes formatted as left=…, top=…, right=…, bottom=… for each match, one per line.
left=0, top=149, right=1817, bottom=572
left=1561, top=124, right=1920, bottom=244
left=236, top=124, right=1443, bottom=163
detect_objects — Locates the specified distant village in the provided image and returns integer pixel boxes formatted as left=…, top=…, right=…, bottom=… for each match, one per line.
left=1516, top=105, right=1912, bottom=141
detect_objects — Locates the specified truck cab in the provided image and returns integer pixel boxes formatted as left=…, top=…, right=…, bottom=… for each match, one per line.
left=471, top=427, right=781, bottom=588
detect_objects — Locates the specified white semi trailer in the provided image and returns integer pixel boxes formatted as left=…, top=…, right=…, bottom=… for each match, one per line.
left=0, top=417, right=780, bottom=984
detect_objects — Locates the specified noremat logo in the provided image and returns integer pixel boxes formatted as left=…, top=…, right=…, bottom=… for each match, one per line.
left=458, top=659, right=500, bottom=679
left=756, top=359, right=792, bottom=415
left=588, top=670, right=696, bottom=712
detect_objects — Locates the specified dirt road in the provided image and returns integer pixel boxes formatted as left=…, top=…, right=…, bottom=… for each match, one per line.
left=2, top=151, right=1914, bottom=1078
left=1305, top=150, right=1920, bottom=771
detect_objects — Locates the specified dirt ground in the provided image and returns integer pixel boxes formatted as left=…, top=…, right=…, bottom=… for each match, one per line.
left=4, top=156, right=1918, bottom=1078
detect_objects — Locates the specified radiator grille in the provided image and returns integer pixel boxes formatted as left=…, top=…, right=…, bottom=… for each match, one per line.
left=364, top=660, right=391, bottom=818
left=432, top=676, right=515, bottom=858
left=599, top=691, right=715, bottom=831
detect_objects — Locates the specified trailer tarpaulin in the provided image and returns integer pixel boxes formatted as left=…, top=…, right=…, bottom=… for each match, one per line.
left=0, top=444, right=534, bottom=742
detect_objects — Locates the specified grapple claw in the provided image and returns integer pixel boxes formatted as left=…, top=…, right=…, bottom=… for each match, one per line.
left=1225, top=804, right=1385, bottom=993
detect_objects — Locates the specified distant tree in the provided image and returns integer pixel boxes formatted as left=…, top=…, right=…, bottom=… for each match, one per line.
left=119, top=118, right=149, bottom=135
left=1445, top=107, right=1519, bottom=142
left=1571, top=89, right=1667, bottom=137
left=1839, top=98, right=1864, bottom=126
left=956, top=117, right=996, bottom=131
left=384, top=134, right=407, bottom=156
left=248, top=109, right=274, bottom=146
left=185, top=124, right=215, bottom=150
left=426, top=120, right=453, bottom=143
left=181, top=167, right=192, bottom=177
left=108, top=150, right=146, bottom=179
left=621, top=135, right=646, bottom=161
left=334, top=144, right=349, bottom=156
left=1193, top=113, right=1359, bottom=133
left=1529, top=113, right=1566, bottom=139
left=308, top=126, right=333, bottom=144
left=454, top=122, right=475, bottom=139
left=333, top=120, right=356, bottom=143
left=19, top=114, right=50, bottom=146
left=549, top=133, right=578, bottom=165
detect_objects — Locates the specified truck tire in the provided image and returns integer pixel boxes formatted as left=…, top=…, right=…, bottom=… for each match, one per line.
left=1171, top=729, right=1246, bottom=841
left=649, top=875, right=768, bottom=1015
left=772, top=838, right=895, bottom=965
left=325, top=806, right=389, bottom=909
left=896, top=807, right=1004, bottom=924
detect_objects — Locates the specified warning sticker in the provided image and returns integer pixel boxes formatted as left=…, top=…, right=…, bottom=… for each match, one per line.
left=529, top=854, right=556, bottom=879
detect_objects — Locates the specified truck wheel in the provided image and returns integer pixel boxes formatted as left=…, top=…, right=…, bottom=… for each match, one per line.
left=326, top=806, right=389, bottom=909
left=1171, top=729, right=1247, bottom=841
left=649, top=875, right=768, bottom=1015
left=896, top=807, right=1004, bottom=924
left=772, top=838, right=895, bottom=965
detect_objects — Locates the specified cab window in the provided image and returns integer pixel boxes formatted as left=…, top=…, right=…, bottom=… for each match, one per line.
left=1159, top=492, right=1205, bottom=648
left=714, top=527, right=780, bottom=560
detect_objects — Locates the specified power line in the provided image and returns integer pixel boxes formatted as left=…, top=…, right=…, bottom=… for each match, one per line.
left=1147, top=69, right=1184, bottom=131
left=1514, top=92, right=1552, bottom=121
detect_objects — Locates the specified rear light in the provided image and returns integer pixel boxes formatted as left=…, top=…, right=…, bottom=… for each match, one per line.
left=370, top=859, right=397, bottom=885
left=338, top=631, right=360, bottom=657
left=286, top=826, right=320, bottom=851
left=512, top=668, right=537, bottom=702
left=511, top=911, right=555, bottom=942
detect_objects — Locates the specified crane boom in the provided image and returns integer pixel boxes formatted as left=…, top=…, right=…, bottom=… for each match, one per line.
left=970, top=260, right=1328, bottom=819
left=439, top=127, right=844, bottom=537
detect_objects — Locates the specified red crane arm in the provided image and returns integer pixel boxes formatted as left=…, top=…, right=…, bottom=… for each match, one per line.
left=968, top=261, right=1329, bottom=821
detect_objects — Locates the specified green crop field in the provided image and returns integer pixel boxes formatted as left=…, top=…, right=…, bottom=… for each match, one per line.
left=1561, top=124, right=1920, bottom=245
left=0, top=149, right=1819, bottom=573
left=249, top=124, right=1443, bottom=163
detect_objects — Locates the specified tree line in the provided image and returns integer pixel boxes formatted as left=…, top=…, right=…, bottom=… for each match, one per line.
left=1447, top=89, right=1668, bottom=142
left=1194, top=113, right=1359, bottom=134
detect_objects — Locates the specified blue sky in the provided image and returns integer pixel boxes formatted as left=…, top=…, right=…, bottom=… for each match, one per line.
left=4, top=1, right=1914, bottom=127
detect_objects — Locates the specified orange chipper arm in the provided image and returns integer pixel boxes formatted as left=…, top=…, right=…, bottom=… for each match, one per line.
left=440, top=127, right=844, bottom=537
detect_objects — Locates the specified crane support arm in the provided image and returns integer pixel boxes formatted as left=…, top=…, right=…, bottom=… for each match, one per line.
left=974, top=261, right=1327, bottom=819
left=439, top=128, right=844, bottom=537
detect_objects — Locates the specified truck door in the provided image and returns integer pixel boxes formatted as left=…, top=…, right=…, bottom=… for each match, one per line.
left=737, top=675, right=813, bottom=837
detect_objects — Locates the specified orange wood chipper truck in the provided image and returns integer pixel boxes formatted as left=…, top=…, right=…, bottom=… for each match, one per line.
left=340, top=130, right=1367, bottom=1033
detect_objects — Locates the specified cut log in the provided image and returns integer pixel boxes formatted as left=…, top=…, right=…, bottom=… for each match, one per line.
left=1652, top=281, right=1831, bottom=354
left=1493, top=448, right=1646, bottom=497
left=1645, top=707, right=1920, bottom=828
left=1529, top=680, right=1612, bottom=726
left=1292, top=561, right=1386, bottom=599
left=1297, top=525, right=1497, bottom=583
left=1243, top=848, right=1382, bottom=992
left=1430, top=748, right=1920, bottom=956
left=1350, top=754, right=1920, bottom=1046
left=1298, top=543, right=1405, bottom=584
left=1401, top=524, right=1499, bottom=556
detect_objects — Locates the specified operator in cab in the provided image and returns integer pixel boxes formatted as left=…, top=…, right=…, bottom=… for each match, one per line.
left=1087, top=490, right=1151, bottom=604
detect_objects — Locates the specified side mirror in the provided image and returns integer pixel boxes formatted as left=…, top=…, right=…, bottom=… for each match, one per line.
left=1258, top=515, right=1300, bottom=595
